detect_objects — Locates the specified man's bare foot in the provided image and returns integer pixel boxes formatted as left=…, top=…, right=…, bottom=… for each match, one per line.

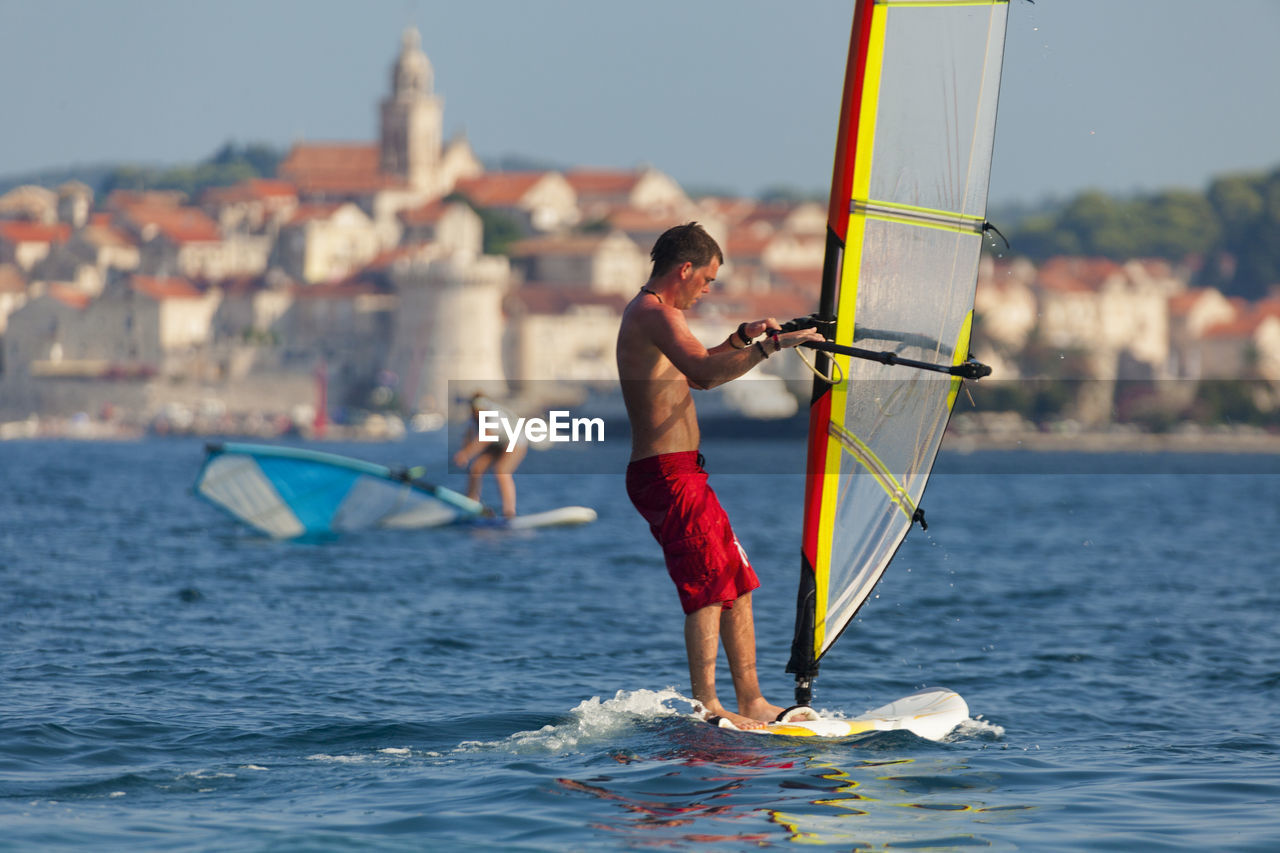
left=741, top=698, right=786, bottom=724
left=698, top=703, right=768, bottom=731
left=696, top=696, right=762, bottom=732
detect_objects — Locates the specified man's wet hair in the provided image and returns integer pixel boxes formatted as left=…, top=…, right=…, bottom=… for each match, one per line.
left=650, top=222, right=724, bottom=278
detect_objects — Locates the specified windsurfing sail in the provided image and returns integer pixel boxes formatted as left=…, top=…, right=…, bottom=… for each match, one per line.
left=195, top=442, right=484, bottom=538
left=786, top=0, right=1009, bottom=704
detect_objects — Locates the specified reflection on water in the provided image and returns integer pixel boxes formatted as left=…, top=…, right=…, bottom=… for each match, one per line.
left=770, top=754, right=1036, bottom=848
left=556, top=777, right=772, bottom=844
left=557, top=727, right=1034, bottom=848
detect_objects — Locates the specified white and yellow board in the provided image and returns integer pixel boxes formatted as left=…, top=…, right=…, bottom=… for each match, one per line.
left=713, top=687, right=967, bottom=741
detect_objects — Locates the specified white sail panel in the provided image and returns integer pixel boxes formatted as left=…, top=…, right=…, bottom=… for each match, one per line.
left=869, top=3, right=1008, bottom=217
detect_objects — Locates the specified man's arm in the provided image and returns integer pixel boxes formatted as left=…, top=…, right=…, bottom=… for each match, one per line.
left=644, top=306, right=821, bottom=389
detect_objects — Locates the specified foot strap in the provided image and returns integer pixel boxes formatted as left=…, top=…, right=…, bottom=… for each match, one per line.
left=775, top=705, right=820, bottom=723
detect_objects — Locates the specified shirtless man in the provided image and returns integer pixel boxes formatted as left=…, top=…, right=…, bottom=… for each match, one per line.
left=616, top=223, right=823, bottom=730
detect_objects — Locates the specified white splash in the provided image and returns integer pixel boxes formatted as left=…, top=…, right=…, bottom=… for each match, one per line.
left=306, top=753, right=370, bottom=764
left=461, top=687, right=697, bottom=754
left=305, top=746, right=423, bottom=765
left=177, top=770, right=236, bottom=780
left=955, top=715, right=1005, bottom=739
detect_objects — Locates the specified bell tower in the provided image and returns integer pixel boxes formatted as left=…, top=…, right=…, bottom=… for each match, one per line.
left=379, top=27, right=443, bottom=192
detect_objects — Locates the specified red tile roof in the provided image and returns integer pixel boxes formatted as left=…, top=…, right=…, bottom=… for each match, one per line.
left=1202, top=300, right=1280, bottom=339
left=0, top=221, right=71, bottom=245
left=398, top=200, right=450, bottom=225
left=152, top=210, right=222, bottom=244
left=202, top=179, right=298, bottom=204
left=1036, top=257, right=1122, bottom=294
left=605, top=207, right=683, bottom=232
left=132, top=275, right=204, bottom=300
left=78, top=221, right=137, bottom=249
left=725, top=231, right=769, bottom=259
left=289, top=279, right=386, bottom=300
left=116, top=202, right=221, bottom=244
left=278, top=143, right=401, bottom=194
left=565, top=168, right=641, bottom=198
left=1169, top=288, right=1223, bottom=317
left=454, top=172, right=547, bottom=207
left=48, top=282, right=92, bottom=309
left=215, top=274, right=269, bottom=296
left=105, top=190, right=186, bottom=211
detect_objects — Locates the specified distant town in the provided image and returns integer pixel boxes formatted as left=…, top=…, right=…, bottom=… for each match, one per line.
left=1, top=28, right=1277, bottom=446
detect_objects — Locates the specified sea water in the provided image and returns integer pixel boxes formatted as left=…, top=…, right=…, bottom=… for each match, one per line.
left=2, top=436, right=1278, bottom=851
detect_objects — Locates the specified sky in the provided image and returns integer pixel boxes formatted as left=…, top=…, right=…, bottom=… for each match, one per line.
left=1, top=0, right=1278, bottom=206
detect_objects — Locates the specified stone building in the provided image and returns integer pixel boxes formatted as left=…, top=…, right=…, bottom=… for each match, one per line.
left=275, top=203, right=383, bottom=284
left=397, top=199, right=484, bottom=256
left=565, top=167, right=690, bottom=220
left=0, top=221, right=71, bottom=271
left=508, top=231, right=647, bottom=296
left=386, top=249, right=511, bottom=414
left=453, top=172, right=579, bottom=235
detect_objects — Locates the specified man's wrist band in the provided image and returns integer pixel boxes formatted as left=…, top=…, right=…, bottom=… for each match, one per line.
left=736, top=322, right=753, bottom=347
left=756, top=340, right=770, bottom=359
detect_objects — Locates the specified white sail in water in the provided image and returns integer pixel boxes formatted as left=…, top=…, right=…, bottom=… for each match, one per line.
left=788, top=0, right=1010, bottom=697
left=194, top=442, right=597, bottom=538
left=194, top=442, right=485, bottom=539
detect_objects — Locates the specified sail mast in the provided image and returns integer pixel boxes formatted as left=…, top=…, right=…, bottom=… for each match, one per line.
left=786, top=0, right=877, bottom=706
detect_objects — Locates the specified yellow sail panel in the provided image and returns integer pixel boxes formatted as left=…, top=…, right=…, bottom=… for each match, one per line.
left=807, top=0, right=1009, bottom=665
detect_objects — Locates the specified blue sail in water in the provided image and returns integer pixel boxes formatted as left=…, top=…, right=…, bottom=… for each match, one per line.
left=194, top=442, right=485, bottom=539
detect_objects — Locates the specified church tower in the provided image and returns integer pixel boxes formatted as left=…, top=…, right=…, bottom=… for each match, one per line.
left=379, top=27, right=443, bottom=193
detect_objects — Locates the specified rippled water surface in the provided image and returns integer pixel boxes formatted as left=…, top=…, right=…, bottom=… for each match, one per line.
left=2, top=436, right=1278, bottom=850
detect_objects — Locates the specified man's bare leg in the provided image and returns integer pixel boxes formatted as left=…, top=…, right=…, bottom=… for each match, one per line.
left=719, top=591, right=785, bottom=723
left=493, top=472, right=517, bottom=518
left=466, top=454, right=493, bottom=502
left=684, top=603, right=766, bottom=730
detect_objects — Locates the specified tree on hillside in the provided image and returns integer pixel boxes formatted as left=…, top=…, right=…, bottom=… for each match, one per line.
left=1203, top=168, right=1280, bottom=300
left=98, top=141, right=284, bottom=198
left=1004, top=166, right=1280, bottom=300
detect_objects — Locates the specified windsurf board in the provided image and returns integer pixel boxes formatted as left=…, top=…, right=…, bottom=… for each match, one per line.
left=711, top=687, right=967, bottom=741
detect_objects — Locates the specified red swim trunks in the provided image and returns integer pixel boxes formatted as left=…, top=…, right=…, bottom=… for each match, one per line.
left=625, top=451, right=759, bottom=614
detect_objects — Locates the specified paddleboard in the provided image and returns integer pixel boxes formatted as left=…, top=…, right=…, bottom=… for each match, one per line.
left=467, top=505, right=598, bottom=530
left=710, top=687, right=967, bottom=741
left=381, top=504, right=596, bottom=530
